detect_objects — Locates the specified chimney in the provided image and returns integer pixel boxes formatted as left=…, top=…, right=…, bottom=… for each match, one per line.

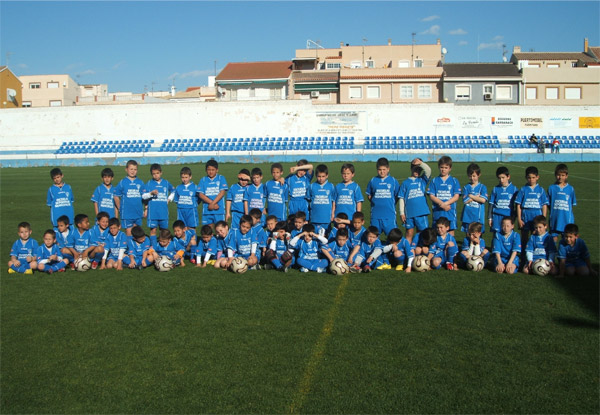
left=584, top=37, right=589, bottom=53
left=340, top=41, right=344, bottom=48
left=513, top=46, right=521, bottom=53
left=388, top=38, right=392, bottom=46
left=436, top=38, right=440, bottom=45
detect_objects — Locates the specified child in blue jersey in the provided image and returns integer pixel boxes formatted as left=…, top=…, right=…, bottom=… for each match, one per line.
left=523, top=215, right=557, bottom=275
left=289, top=223, right=329, bottom=273
left=8, top=222, right=39, bottom=274
left=151, top=229, right=185, bottom=267
left=558, top=223, right=597, bottom=278
left=265, top=215, right=278, bottom=240
left=226, top=169, right=251, bottom=230
left=430, top=217, right=459, bottom=270
left=66, top=214, right=92, bottom=268
left=225, top=215, right=259, bottom=269
left=143, top=163, right=175, bottom=236
left=197, top=159, right=228, bottom=228
left=47, top=167, right=75, bottom=229
left=265, top=163, right=289, bottom=222
left=172, top=220, right=197, bottom=265
left=287, top=160, right=313, bottom=220
left=244, top=167, right=266, bottom=223
left=412, top=227, right=437, bottom=257
left=290, top=211, right=307, bottom=239
left=457, top=222, right=490, bottom=269
left=487, top=166, right=518, bottom=235
left=334, top=163, right=364, bottom=219
left=104, top=218, right=128, bottom=271
left=91, top=168, right=117, bottom=218
left=328, top=212, right=349, bottom=242
left=491, top=217, right=521, bottom=274
left=114, top=160, right=145, bottom=236
left=123, top=226, right=155, bottom=269
left=88, top=212, right=110, bottom=269
left=264, top=221, right=293, bottom=272
left=172, top=167, right=199, bottom=231
left=195, top=225, right=219, bottom=268
left=515, top=166, right=549, bottom=256
left=307, top=164, right=336, bottom=236
left=399, top=158, right=432, bottom=243
left=427, top=156, right=461, bottom=235
left=214, top=221, right=232, bottom=269
left=55, top=215, right=74, bottom=261
left=348, top=226, right=389, bottom=272
left=461, top=163, right=488, bottom=234
left=366, top=157, right=401, bottom=237
left=348, top=212, right=367, bottom=249
left=249, top=208, right=268, bottom=265
left=382, top=228, right=414, bottom=272
left=36, top=229, right=68, bottom=274
left=548, top=164, right=577, bottom=243
left=322, top=227, right=352, bottom=265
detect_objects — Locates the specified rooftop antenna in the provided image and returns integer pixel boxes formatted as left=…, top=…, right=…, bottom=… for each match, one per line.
left=411, top=33, right=416, bottom=64
left=502, top=44, right=508, bottom=62
left=306, top=39, right=324, bottom=49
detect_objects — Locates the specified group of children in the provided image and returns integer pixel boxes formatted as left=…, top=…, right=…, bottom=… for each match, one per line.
left=7, top=157, right=595, bottom=278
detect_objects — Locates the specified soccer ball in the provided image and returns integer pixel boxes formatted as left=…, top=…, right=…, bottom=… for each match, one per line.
left=532, top=258, right=551, bottom=276
left=74, top=257, right=92, bottom=272
left=230, top=257, right=248, bottom=274
left=155, top=256, right=174, bottom=272
left=329, top=258, right=350, bottom=275
left=466, top=255, right=485, bottom=272
left=412, top=255, right=431, bottom=272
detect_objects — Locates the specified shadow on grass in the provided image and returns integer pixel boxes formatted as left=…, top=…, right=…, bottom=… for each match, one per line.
left=553, top=316, right=599, bottom=329
left=552, top=264, right=599, bottom=321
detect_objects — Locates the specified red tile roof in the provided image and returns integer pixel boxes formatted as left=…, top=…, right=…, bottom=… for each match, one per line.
left=216, top=61, right=293, bottom=81
left=292, top=72, right=339, bottom=82
left=512, top=52, right=596, bottom=63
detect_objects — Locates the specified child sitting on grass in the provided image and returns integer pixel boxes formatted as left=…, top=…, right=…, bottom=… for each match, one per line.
left=8, top=222, right=39, bottom=274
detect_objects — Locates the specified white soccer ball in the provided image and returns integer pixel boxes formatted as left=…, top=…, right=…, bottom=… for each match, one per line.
left=329, top=258, right=350, bottom=275
left=230, top=257, right=248, bottom=274
left=155, top=255, right=174, bottom=272
left=74, top=257, right=92, bottom=272
left=412, top=255, right=431, bottom=272
left=532, top=258, right=551, bottom=276
left=466, top=255, right=485, bottom=272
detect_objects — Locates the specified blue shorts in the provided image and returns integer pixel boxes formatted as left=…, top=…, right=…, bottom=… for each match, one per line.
left=370, top=218, right=398, bottom=237
left=178, top=209, right=199, bottom=228
left=433, top=212, right=457, bottom=231
left=230, top=211, right=244, bottom=230
left=405, top=216, right=429, bottom=231
left=122, top=256, right=153, bottom=267
left=289, top=200, right=309, bottom=221
left=491, top=255, right=520, bottom=272
left=122, top=218, right=142, bottom=229
left=147, top=218, right=169, bottom=230
left=521, top=220, right=535, bottom=232
left=565, top=259, right=587, bottom=268
left=202, top=213, right=225, bottom=225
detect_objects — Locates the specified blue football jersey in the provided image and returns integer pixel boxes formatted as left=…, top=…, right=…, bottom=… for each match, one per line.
left=145, top=178, right=175, bottom=220
left=173, top=182, right=199, bottom=210
left=10, top=238, right=39, bottom=261
left=326, top=239, right=352, bottom=260
left=227, top=228, right=257, bottom=258
left=127, top=236, right=151, bottom=258
left=366, top=175, right=401, bottom=220
left=89, top=224, right=109, bottom=247
left=114, top=177, right=145, bottom=220
left=265, top=180, right=289, bottom=221
left=427, top=175, right=461, bottom=222
left=399, top=176, right=430, bottom=218
left=489, top=183, right=518, bottom=218
left=286, top=173, right=312, bottom=219
left=91, top=184, right=116, bottom=216
left=515, top=184, right=549, bottom=224
left=36, top=244, right=63, bottom=262
left=244, top=183, right=266, bottom=212
left=461, top=183, right=488, bottom=227
left=557, top=238, right=590, bottom=263
left=197, top=174, right=228, bottom=215
left=106, top=231, right=128, bottom=258
left=548, top=183, right=576, bottom=233
left=227, top=183, right=247, bottom=214
left=334, top=182, right=364, bottom=219
left=67, top=229, right=92, bottom=253
left=307, top=181, right=336, bottom=224
left=492, top=230, right=521, bottom=261
left=47, top=183, right=75, bottom=227
left=293, top=239, right=324, bottom=261
left=526, top=232, right=557, bottom=261
left=56, top=228, right=74, bottom=249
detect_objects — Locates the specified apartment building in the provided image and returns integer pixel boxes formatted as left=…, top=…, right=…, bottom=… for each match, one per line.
left=216, top=61, right=293, bottom=101
left=20, top=74, right=79, bottom=107
left=0, top=66, right=22, bottom=109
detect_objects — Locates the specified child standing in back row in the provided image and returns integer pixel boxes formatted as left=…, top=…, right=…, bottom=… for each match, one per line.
left=488, top=166, right=518, bottom=236
left=143, top=163, right=175, bottom=236
left=47, top=167, right=75, bottom=229
left=114, top=160, right=145, bottom=236
left=547, top=163, right=576, bottom=243
left=398, top=158, right=431, bottom=243
left=226, top=169, right=250, bottom=230
left=91, top=168, right=118, bottom=218
left=366, top=157, right=401, bottom=237
left=197, top=160, right=229, bottom=228
left=172, top=167, right=199, bottom=231
left=287, top=160, right=313, bottom=220
left=515, top=166, right=549, bottom=257
left=461, top=163, right=488, bottom=234
left=307, top=164, right=336, bottom=236
left=427, top=156, right=461, bottom=235
left=334, top=163, right=364, bottom=219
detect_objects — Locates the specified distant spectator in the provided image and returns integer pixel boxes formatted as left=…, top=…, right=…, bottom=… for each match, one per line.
left=529, top=134, right=538, bottom=149
left=537, top=136, right=545, bottom=153
left=552, top=137, right=560, bottom=153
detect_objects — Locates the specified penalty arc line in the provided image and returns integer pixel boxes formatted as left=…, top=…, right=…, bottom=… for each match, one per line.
left=288, top=272, right=350, bottom=414
left=502, top=163, right=600, bottom=182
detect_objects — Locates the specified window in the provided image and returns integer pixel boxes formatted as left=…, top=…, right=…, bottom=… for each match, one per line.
left=351, top=61, right=362, bottom=69
left=317, top=92, right=330, bottom=101
left=455, top=85, right=471, bottom=100
left=547, top=63, right=559, bottom=68
left=526, top=87, right=537, bottom=100
left=349, top=86, right=362, bottom=99
left=49, top=100, right=62, bottom=107
left=326, top=62, right=341, bottom=69
left=29, top=83, right=41, bottom=89
left=47, top=82, right=59, bottom=89
left=565, top=87, right=581, bottom=100
left=365, top=60, right=374, bottom=68
left=414, top=59, right=423, bottom=68
left=571, top=62, right=577, bottom=68
left=546, top=87, right=559, bottom=100
left=418, top=85, right=431, bottom=99
left=496, top=85, right=512, bottom=100
left=483, top=85, right=493, bottom=100
left=22, top=101, right=32, bottom=107
left=400, top=85, right=413, bottom=99
left=367, top=86, right=380, bottom=99
left=398, top=60, right=410, bottom=68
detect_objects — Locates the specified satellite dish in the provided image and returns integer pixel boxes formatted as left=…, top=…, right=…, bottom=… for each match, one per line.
left=502, top=56, right=508, bottom=62
left=442, top=48, right=447, bottom=54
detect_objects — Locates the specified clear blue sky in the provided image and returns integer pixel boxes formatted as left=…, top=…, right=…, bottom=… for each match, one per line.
left=1, top=1, right=598, bottom=93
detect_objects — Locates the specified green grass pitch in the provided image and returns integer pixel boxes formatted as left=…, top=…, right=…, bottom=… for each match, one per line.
left=1, top=161, right=598, bottom=413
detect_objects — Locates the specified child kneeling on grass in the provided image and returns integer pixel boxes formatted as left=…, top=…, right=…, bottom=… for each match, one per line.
left=557, top=223, right=597, bottom=278
left=491, top=216, right=521, bottom=274
left=36, top=229, right=68, bottom=274
left=123, top=225, right=155, bottom=270
left=289, top=223, right=329, bottom=273
left=348, top=226, right=390, bottom=273
left=8, top=222, right=39, bottom=274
